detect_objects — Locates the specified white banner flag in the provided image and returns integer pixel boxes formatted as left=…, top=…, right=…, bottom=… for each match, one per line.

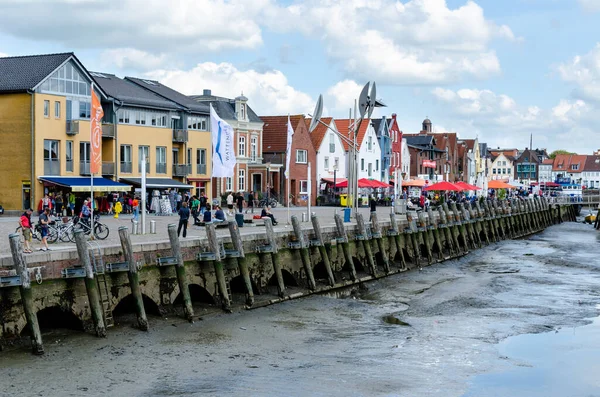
left=210, top=104, right=236, bottom=177
left=285, top=115, right=294, bottom=178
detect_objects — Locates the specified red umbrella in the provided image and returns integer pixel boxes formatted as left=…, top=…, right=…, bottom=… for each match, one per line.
left=358, top=178, right=377, bottom=188
left=454, top=181, right=481, bottom=191
left=423, top=181, right=463, bottom=191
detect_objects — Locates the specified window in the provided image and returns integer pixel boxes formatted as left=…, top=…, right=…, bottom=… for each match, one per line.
left=226, top=177, right=233, bottom=191
left=138, top=145, right=150, bottom=172
left=329, top=134, right=335, bottom=153
left=240, top=104, right=246, bottom=120
left=118, top=110, right=130, bottom=124
left=197, top=148, right=207, bottom=174
left=376, top=159, right=379, bottom=171
left=156, top=147, right=167, bottom=173
left=66, top=141, right=73, bottom=172
left=368, top=163, right=372, bottom=177
left=187, top=148, right=192, bottom=167
left=334, top=157, right=340, bottom=170
left=187, top=116, right=208, bottom=131
left=54, top=101, right=61, bottom=118
left=80, top=142, right=90, bottom=174
left=238, top=136, right=246, bottom=157
left=135, top=111, right=146, bottom=125
left=238, top=169, right=246, bottom=191
left=251, top=137, right=258, bottom=162
left=39, top=62, right=90, bottom=96
left=43, top=140, right=60, bottom=175
left=79, top=101, right=90, bottom=118
left=300, top=180, right=308, bottom=194
left=296, top=149, right=307, bottom=164
left=492, top=168, right=496, bottom=174
left=367, top=136, right=373, bottom=151
left=361, top=158, right=365, bottom=171
left=572, top=164, right=579, bottom=170
left=120, top=145, right=132, bottom=173
left=44, top=100, right=49, bottom=117
left=151, top=113, right=168, bottom=127
left=324, top=157, right=329, bottom=170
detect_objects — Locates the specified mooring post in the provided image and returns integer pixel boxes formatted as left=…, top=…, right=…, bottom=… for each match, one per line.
left=474, top=202, right=489, bottom=245
left=427, top=208, right=444, bottom=260
left=451, top=202, right=469, bottom=252
left=264, top=218, right=286, bottom=297
left=356, top=213, right=377, bottom=276
left=291, top=215, right=317, bottom=290
left=438, top=205, right=454, bottom=256
left=407, top=212, right=421, bottom=267
left=370, top=212, right=390, bottom=273
left=74, top=230, right=106, bottom=337
left=389, top=213, right=407, bottom=269
left=335, top=213, right=357, bottom=280
left=467, top=202, right=482, bottom=247
left=311, top=215, right=335, bottom=286
left=228, top=221, right=254, bottom=306
left=118, top=226, right=148, bottom=331
left=167, top=224, right=194, bottom=321
left=417, top=211, right=434, bottom=264
left=445, top=203, right=463, bottom=254
left=8, top=233, right=44, bottom=355
left=205, top=223, right=231, bottom=311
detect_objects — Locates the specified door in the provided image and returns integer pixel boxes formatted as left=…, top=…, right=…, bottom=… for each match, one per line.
left=252, top=174, right=262, bottom=195
left=22, top=182, right=31, bottom=210
left=172, top=149, right=179, bottom=165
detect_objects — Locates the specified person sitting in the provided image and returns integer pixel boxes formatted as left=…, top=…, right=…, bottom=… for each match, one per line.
left=261, top=205, right=277, bottom=225
left=202, top=204, right=212, bottom=223
left=213, top=206, right=226, bottom=223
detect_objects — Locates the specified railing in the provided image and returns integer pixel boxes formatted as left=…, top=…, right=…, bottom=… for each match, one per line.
left=197, top=163, right=207, bottom=175
left=138, top=161, right=150, bottom=173
left=102, top=162, right=115, bottom=175
left=172, top=129, right=188, bottom=143
left=66, top=160, right=73, bottom=173
left=66, top=121, right=79, bottom=135
left=44, top=160, right=60, bottom=175
left=102, top=123, right=115, bottom=138
left=173, top=164, right=191, bottom=177
left=549, top=195, right=595, bottom=205
left=120, top=162, right=132, bottom=173
left=156, top=163, right=167, bottom=174
left=80, top=161, right=90, bottom=175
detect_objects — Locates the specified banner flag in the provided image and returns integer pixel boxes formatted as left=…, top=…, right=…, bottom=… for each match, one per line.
left=210, top=104, right=236, bottom=177
left=285, top=115, right=294, bottom=178
left=90, top=87, right=104, bottom=174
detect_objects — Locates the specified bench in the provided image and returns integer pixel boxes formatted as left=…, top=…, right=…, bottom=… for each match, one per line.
left=61, top=267, right=86, bottom=278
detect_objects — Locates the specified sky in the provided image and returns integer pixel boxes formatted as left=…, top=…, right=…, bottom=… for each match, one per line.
left=0, top=0, right=599, bottom=153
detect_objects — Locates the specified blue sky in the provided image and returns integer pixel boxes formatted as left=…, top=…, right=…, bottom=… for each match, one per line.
left=0, top=0, right=599, bottom=153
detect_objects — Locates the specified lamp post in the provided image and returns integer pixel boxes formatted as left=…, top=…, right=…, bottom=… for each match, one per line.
left=332, top=163, right=338, bottom=204
left=266, top=161, right=271, bottom=203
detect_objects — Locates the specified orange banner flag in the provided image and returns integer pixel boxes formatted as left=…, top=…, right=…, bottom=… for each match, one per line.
left=90, top=87, right=104, bottom=174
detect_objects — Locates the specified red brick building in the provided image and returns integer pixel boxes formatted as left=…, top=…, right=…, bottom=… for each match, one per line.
left=261, top=115, right=317, bottom=206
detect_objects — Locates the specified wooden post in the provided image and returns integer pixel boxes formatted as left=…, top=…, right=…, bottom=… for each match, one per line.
left=370, top=212, right=390, bottom=273
left=427, top=208, right=444, bottom=260
left=389, top=213, right=407, bottom=269
left=417, top=211, right=434, bottom=264
left=228, top=221, right=254, bottom=306
left=335, top=213, right=357, bottom=280
left=356, top=213, right=377, bottom=276
left=167, top=224, right=194, bottom=321
left=311, top=215, right=335, bottom=286
left=438, top=206, right=454, bottom=256
left=118, top=226, right=148, bottom=331
left=206, top=223, right=231, bottom=311
left=264, top=218, right=286, bottom=297
left=291, top=215, right=316, bottom=290
left=9, top=233, right=44, bottom=355
left=74, top=230, right=106, bottom=337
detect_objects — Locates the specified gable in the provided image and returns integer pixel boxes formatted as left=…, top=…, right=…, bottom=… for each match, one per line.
left=37, top=59, right=94, bottom=97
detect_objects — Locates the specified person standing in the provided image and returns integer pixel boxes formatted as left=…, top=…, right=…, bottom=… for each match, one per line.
left=246, top=191, right=255, bottom=214
left=176, top=191, right=183, bottom=211
left=236, top=192, right=245, bottom=214
left=190, top=195, right=200, bottom=225
left=55, top=193, right=63, bottom=217
left=226, top=192, right=234, bottom=216
left=38, top=207, right=51, bottom=251
left=199, top=192, right=207, bottom=215
left=369, top=194, right=377, bottom=221
left=177, top=201, right=190, bottom=238
left=19, top=208, right=33, bottom=254
left=107, top=192, right=114, bottom=215
left=132, top=196, right=139, bottom=221
left=68, top=192, right=76, bottom=216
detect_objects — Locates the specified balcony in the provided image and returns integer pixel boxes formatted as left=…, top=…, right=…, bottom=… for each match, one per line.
left=80, top=161, right=90, bottom=175
left=173, top=164, right=191, bottom=177
left=197, top=163, right=207, bottom=175
left=156, top=163, right=167, bottom=174
left=138, top=161, right=150, bottom=173
left=102, top=161, right=115, bottom=175
left=172, top=129, right=188, bottom=143
left=44, top=160, right=60, bottom=175
left=66, top=120, right=79, bottom=135
left=120, top=162, right=132, bottom=174
left=102, top=123, right=115, bottom=138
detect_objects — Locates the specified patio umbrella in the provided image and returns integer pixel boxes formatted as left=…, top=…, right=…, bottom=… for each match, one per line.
left=488, top=180, right=516, bottom=189
left=358, top=178, right=378, bottom=188
left=455, top=181, right=481, bottom=191
left=423, top=181, right=463, bottom=191
left=371, top=180, right=391, bottom=188
left=403, top=179, right=427, bottom=187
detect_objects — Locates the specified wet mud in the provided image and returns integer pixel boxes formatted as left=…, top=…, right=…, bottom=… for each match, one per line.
left=1, top=222, right=599, bottom=397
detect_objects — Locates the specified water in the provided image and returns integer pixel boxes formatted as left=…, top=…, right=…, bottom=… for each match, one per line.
left=1, top=222, right=599, bottom=397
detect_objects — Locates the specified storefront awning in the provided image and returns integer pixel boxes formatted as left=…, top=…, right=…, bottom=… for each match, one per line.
left=39, top=176, right=132, bottom=192
left=119, top=177, right=194, bottom=189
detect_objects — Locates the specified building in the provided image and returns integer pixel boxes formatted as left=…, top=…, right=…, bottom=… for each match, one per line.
left=404, top=134, right=445, bottom=181
left=191, top=90, right=267, bottom=198
left=460, top=138, right=480, bottom=186
left=538, top=159, right=554, bottom=184
left=334, top=119, right=382, bottom=181
left=400, top=138, right=411, bottom=180
left=260, top=115, right=317, bottom=206
left=582, top=156, right=600, bottom=188
left=388, top=113, right=404, bottom=182
left=551, top=154, right=587, bottom=184
left=372, top=116, right=391, bottom=182
left=513, top=148, right=541, bottom=183
left=488, top=148, right=519, bottom=182
left=308, top=117, right=347, bottom=190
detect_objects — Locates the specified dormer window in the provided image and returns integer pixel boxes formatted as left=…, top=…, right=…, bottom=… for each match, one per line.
left=240, top=104, right=246, bottom=120
left=572, top=164, right=579, bottom=171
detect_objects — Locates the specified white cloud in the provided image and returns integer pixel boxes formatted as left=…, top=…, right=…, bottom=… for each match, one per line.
left=578, top=0, right=600, bottom=12
left=558, top=43, right=600, bottom=102
left=144, top=62, right=315, bottom=116
left=100, top=48, right=172, bottom=71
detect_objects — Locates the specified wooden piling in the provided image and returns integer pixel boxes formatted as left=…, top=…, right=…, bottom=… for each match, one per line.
left=335, top=214, right=357, bottom=280
left=291, top=216, right=317, bottom=290
left=8, top=233, right=44, bottom=355
left=228, top=221, right=254, bottom=306
left=167, top=224, right=194, bottom=321
left=356, top=213, right=377, bottom=276
left=74, top=230, right=106, bottom=337
left=264, top=218, right=286, bottom=297
left=370, top=212, right=391, bottom=273
left=417, top=211, right=434, bottom=264
left=428, top=208, right=444, bottom=260
left=438, top=206, right=455, bottom=256
left=206, top=223, right=231, bottom=311
left=118, top=226, right=148, bottom=331
left=389, top=213, right=407, bottom=269
left=311, top=215, right=335, bottom=286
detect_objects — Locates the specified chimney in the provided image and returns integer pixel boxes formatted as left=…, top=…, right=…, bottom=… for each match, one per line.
left=203, top=89, right=211, bottom=96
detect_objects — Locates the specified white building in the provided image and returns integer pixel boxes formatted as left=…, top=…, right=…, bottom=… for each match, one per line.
left=335, top=119, right=382, bottom=181
left=538, top=159, right=553, bottom=183
left=489, top=153, right=515, bottom=181
left=401, top=138, right=411, bottom=179
left=310, top=117, right=347, bottom=182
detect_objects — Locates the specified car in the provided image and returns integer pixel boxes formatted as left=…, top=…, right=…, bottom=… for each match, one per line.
left=0, top=204, right=4, bottom=215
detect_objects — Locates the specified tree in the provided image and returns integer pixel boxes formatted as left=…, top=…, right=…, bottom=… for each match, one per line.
left=549, top=149, right=575, bottom=159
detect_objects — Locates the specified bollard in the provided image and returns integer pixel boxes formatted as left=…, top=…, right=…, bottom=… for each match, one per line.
left=291, top=216, right=316, bottom=290
left=132, top=220, right=139, bottom=235
left=264, top=218, right=286, bottom=297
left=118, top=226, right=148, bottom=331
left=74, top=230, right=106, bottom=337
left=150, top=220, right=156, bottom=234
left=311, top=215, right=335, bottom=286
left=301, top=212, right=307, bottom=222
left=228, top=221, right=254, bottom=306
left=8, top=233, right=44, bottom=355
left=206, top=223, right=231, bottom=312
left=167, top=224, right=194, bottom=322
left=335, top=213, right=357, bottom=280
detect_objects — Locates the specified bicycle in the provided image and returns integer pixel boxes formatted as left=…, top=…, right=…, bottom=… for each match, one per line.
left=73, top=214, right=110, bottom=240
left=258, top=198, right=278, bottom=208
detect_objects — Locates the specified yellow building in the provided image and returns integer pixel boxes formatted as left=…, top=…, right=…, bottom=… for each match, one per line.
left=0, top=53, right=212, bottom=211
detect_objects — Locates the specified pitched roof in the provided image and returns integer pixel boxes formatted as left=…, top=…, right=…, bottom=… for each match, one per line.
left=307, top=117, right=333, bottom=150
left=125, top=77, right=209, bottom=114
left=584, top=155, right=600, bottom=171
left=552, top=154, right=587, bottom=173
left=334, top=119, right=370, bottom=151
left=190, top=93, right=262, bottom=123
left=515, top=148, right=541, bottom=164
left=0, top=52, right=73, bottom=93
left=404, top=134, right=435, bottom=147
left=261, top=115, right=305, bottom=152
left=541, top=159, right=554, bottom=165
left=90, top=72, right=181, bottom=110
left=461, top=139, right=476, bottom=151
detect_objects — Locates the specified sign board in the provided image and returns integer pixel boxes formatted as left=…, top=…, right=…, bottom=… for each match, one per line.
left=423, top=160, right=437, bottom=168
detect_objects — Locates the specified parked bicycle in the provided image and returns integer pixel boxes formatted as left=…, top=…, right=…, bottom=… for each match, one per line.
left=258, top=198, right=278, bottom=208
left=73, top=214, right=110, bottom=240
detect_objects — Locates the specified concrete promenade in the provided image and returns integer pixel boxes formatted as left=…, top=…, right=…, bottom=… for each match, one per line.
left=0, top=205, right=402, bottom=261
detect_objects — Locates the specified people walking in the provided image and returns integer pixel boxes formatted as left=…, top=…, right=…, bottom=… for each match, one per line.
left=199, top=192, right=208, bottom=215
left=132, top=196, right=139, bottom=221
left=38, top=207, right=51, bottom=251
left=236, top=192, right=245, bottom=214
left=246, top=191, right=255, bottom=214
left=19, top=208, right=33, bottom=253
left=177, top=202, right=190, bottom=238
left=191, top=195, right=200, bottom=225
left=226, top=192, right=234, bottom=216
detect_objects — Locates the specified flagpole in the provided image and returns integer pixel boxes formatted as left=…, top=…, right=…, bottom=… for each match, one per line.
left=287, top=173, right=291, bottom=225
left=90, top=82, right=95, bottom=239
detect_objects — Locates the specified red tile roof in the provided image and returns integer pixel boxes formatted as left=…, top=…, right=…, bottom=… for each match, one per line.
left=461, top=139, right=476, bottom=151
left=541, top=159, right=554, bottom=165
left=334, top=118, right=370, bottom=151
left=584, top=155, right=600, bottom=171
left=552, top=154, right=587, bottom=173
left=261, top=115, right=305, bottom=152
left=307, top=117, right=333, bottom=151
